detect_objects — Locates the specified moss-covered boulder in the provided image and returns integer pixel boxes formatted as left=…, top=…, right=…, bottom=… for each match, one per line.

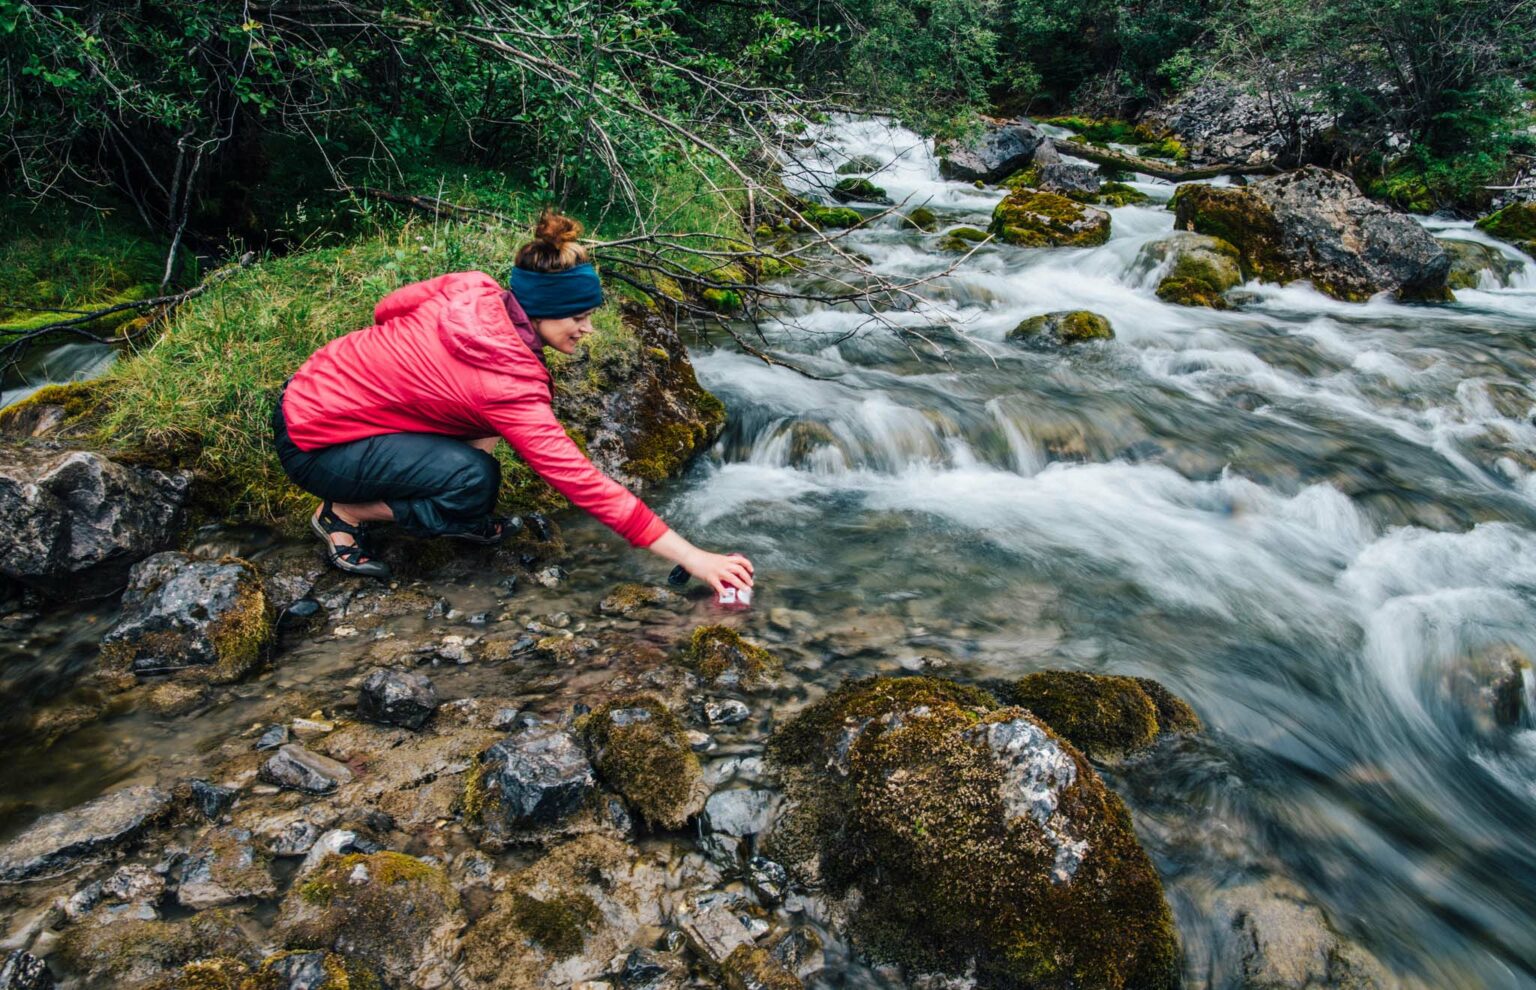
left=1008, top=310, right=1114, bottom=345
left=989, top=188, right=1111, bottom=248
left=835, top=154, right=882, bottom=175
left=144, top=952, right=382, bottom=990
left=598, top=582, right=683, bottom=617
left=903, top=206, right=939, bottom=231
left=765, top=676, right=1179, bottom=989
left=1094, top=181, right=1152, bottom=207
left=1006, top=671, right=1200, bottom=763
left=938, top=226, right=991, bottom=252
left=460, top=834, right=667, bottom=990
left=57, top=909, right=257, bottom=988
left=100, top=552, right=272, bottom=682
left=1439, top=238, right=1524, bottom=290
left=831, top=177, right=891, bottom=204
left=1475, top=202, right=1536, bottom=256
left=551, top=311, right=725, bottom=489
left=1172, top=167, right=1452, bottom=302
left=1138, top=233, right=1243, bottom=309
left=274, top=851, right=463, bottom=988
left=579, top=695, right=705, bottom=829
left=791, top=201, right=863, bottom=230
left=681, top=625, right=781, bottom=687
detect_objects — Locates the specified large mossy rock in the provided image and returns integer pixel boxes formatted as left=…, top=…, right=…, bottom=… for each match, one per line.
left=830, top=177, right=890, bottom=205
left=579, top=695, right=705, bottom=829
left=0, top=446, right=189, bottom=598
left=765, top=676, right=1180, bottom=989
left=1171, top=167, right=1451, bottom=302
left=100, top=552, right=274, bottom=683
left=1007, top=671, right=1200, bottom=763
left=1008, top=311, right=1114, bottom=345
left=939, top=120, right=1048, bottom=184
left=1475, top=202, right=1536, bottom=256
left=460, top=834, right=666, bottom=990
left=57, top=909, right=256, bottom=988
left=1138, top=234, right=1244, bottom=308
left=552, top=311, right=725, bottom=489
left=1439, top=239, right=1523, bottom=290
left=274, top=851, right=463, bottom=989
left=989, top=189, right=1112, bottom=248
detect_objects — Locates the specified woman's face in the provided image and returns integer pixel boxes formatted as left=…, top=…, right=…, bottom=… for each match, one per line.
left=533, top=311, right=596, bottom=355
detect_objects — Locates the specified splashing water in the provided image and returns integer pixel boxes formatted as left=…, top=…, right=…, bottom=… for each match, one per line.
left=661, top=116, right=1536, bottom=986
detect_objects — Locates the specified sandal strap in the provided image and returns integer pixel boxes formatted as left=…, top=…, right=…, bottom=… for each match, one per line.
left=329, top=542, right=376, bottom=566
left=317, top=501, right=369, bottom=540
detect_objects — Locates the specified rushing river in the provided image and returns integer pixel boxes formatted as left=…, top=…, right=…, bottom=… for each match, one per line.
left=656, top=118, right=1536, bottom=987
left=4, top=117, right=1536, bottom=988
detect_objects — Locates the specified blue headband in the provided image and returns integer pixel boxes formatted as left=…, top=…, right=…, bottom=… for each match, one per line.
left=508, top=262, right=604, bottom=319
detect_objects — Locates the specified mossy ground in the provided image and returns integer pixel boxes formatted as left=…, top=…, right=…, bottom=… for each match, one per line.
left=578, top=694, right=702, bottom=829
left=57, top=909, right=254, bottom=986
left=504, top=891, right=602, bottom=958
left=1007, top=670, right=1200, bottom=762
left=766, top=676, right=1180, bottom=989
left=148, top=952, right=381, bottom=990
left=989, top=189, right=1111, bottom=248
left=681, top=625, right=780, bottom=686
left=1038, top=117, right=1187, bottom=161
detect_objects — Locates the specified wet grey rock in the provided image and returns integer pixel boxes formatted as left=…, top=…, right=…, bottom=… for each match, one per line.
left=747, top=856, right=788, bottom=904
left=1442, top=643, right=1531, bottom=736
left=490, top=706, right=521, bottom=731
left=1173, top=167, right=1452, bottom=302
left=62, top=881, right=102, bottom=921
left=535, top=566, right=567, bottom=588
left=0, top=785, right=171, bottom=881
left=259, top=545, right=327, bottom=611
left=940, top=119, right=1047, bottom=184
left=100, top=551, right=272, bottom=681
left=473, top=725, right=596, bottom=840
left=278, top=597, right=322, bottom=631
left=1440, top=239, right=1524, bottom=290
left=1034, top=161, right=1101, bottom=198
left=701, top=789, right=778, bottom=864
left=620, top=947, right=687, bottom=990
left=358, top=668, right=440, bottom=730
left=680, top=903, right=756, bottom=966
left=267, top=819, right=325, bottom=857
left=188, top=780, right=236, bottom=821
left=0, top=950, right=52, bottom=990
left=255, top=724, right=289, bottom=750
left=297, top=829, right=361, bottom=877
left=101, top=864, right=165, bottom=903
left=259, top=744, right=354, bottom=794
left=262, top=951, right=338, bottom=990
left=0, top=446, right=189, bottom=599
left=769, top=928, right=825, bottom=980
left=174, top=827, right=275, bottom=909
left=701, top=699, right=751, bottom=726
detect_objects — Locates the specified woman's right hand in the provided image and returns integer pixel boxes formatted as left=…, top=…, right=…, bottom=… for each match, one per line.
left=685, top=549, right=754, bottom=596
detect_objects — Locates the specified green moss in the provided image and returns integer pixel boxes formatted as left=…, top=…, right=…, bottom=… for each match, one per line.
left=989, top=189, right=1111, bottom=248
left=298, top=851, right=447, bottom=907
left=938, top=226, right=991, bottom=252
left=766, top=677, right=1180, bottom=989
left=835, top=154, right=882, bottom=175
left=1136, top=136, right=1187, bottom=161
left=1007, top=671, right=1200, bottom=762
left=681, top=625, right=780, bottom=686
left=1008, top=310, right=1114, bottom=344
left=1040, top=117, right=1140, bottom=145
left=0, top=380, right=102, bottom=433
left=701, top=287, right=743, bottom=312
left=505, top=891, right=602, bottom=959
left=1440, top=238, right=1523, bottom=289
left=1366, top=169, right=1437, bottom=213
left=207, top=563, right=275, bottom=683
left=1095, top=182, right=1151, bottom=207
left=795, top=202, right=864, bottom=230
left=830, top=177, right=889, bottom=204
left=1151, top=236, right=1242, bottom=309
left=579, top=694, right=702, bottom=829
left=145, top=957, right=255, bottom=990
left=904, top=206, right=939, bottom=231
left=1476, top=202, right=1536, bottom=254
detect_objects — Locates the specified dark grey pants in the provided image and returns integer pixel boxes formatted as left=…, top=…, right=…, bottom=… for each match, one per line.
left=272, top=392, right=499, bottom=537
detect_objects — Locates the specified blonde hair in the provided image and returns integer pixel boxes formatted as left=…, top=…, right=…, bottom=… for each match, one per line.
left=514, top=209, right=589, bottom=272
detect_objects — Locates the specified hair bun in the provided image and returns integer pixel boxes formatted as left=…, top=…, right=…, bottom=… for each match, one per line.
left=535, top=209, right=583, bottom=248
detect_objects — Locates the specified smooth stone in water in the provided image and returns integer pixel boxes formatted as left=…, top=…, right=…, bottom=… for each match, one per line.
left=939, top=119, right=1047, bottom=183
left=358, top=668, right=440, bottom=730
left=255, top=724, right=289, bottom=750
left=259, top=744, right=354, bottom=794
left=0, top=785, right=171, bottom=882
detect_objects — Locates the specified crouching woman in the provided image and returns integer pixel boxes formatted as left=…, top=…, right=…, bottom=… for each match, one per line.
left=272, top=210, right=752, bottom=595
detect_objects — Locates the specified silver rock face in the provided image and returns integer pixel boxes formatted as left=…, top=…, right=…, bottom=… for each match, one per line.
left=965, top=717, right=1089, bottom=883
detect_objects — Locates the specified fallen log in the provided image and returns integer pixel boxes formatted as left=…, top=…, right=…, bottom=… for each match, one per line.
left=1049, top=138, right=1281, bottom=183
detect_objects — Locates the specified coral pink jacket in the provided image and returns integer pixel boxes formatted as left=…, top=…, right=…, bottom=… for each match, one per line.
left=281, top=271, right=668, bottom=547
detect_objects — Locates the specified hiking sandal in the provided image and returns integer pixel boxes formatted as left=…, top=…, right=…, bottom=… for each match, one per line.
left=311, top=502, right=392, bottom=579
left=447, top=515, right=523, bottom=546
